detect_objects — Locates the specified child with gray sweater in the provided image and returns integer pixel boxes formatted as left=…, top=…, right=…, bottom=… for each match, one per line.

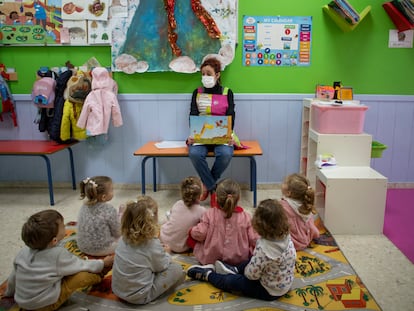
left=1, top=209, right=113, bottom=310
left=77, top=176, right=122, bottom=256
left=112, top=196, right=185, bottom=304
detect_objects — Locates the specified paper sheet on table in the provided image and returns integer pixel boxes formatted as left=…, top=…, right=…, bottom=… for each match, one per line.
left=154, top=141, right=187, bottom=149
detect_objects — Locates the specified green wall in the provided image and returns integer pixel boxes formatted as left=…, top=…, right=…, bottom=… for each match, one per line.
left=1, top=0, right=413, bottom=95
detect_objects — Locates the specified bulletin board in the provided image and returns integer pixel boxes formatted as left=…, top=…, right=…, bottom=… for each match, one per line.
left=242, top=15, right=312, bottom=67
left=2, top=1, right=414, bottom=95
left=0, top=0, right=112, bottom=45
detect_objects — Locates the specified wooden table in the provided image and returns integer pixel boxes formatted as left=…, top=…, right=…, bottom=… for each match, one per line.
left=0, top=140, right=78, bottom=205
left=134, top=141, right=263, bottom=207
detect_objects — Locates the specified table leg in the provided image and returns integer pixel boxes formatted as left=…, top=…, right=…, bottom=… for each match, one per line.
left=249, top=156, right=257, bottom=207
left=67, top=147, right=76, bottom=190
left=40, top=155, right=54, bottom=206
left=141, top=156, right=150, bottom=195
left=141, top=157, right=157, bottom=195
left=152, top=157, right=157, bottom=192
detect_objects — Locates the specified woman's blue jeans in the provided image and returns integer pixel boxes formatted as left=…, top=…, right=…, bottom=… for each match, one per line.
left=188, top=144, right=234, bottom=192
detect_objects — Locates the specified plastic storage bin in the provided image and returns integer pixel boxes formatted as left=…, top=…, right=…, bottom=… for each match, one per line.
left=371, top=141, right=387, bottom=158
left=311, top=103, right=368, bottom=134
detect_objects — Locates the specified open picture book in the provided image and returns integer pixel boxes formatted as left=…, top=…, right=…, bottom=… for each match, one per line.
left=190, top=115, right=232, bottom=144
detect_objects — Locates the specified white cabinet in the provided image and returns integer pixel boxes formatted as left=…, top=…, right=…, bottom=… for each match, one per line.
left=315, top=167, right=387, bottom=234
left=301, top=98, right=388, bottom=234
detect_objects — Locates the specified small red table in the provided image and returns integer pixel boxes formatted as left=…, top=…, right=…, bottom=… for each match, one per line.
left=0, top=140, right=78, bottom=205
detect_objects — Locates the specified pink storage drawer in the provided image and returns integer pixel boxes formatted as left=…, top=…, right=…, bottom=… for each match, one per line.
left=311, top=103, right=368, bottom=134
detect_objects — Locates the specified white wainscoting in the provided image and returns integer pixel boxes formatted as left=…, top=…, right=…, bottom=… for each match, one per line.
left=0, top=94, right=413, bottom=186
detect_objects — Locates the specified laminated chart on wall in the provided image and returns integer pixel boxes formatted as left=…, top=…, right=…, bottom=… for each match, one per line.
left=242, top=16, right=312, bottom=67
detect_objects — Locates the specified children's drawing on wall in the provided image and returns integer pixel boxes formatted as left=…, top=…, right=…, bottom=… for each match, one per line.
left=111, top=0, right=237, bottom=74
left=87, top=19, right=111, bottom=44
left=61, top=0, right=109, bottom=20
left=0, top=0, right=62, bottom=44
left=388, top=29, right=413, bottom=48
left=109, top=0, right=127, bottom=18
left=62, top=19, right=86, bottom=44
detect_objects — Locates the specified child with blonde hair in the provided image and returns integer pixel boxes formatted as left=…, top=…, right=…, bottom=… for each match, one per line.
left=187, top=199, right=296, bottom=301
left=160, top=176, right=206, bottom=253
left=111, top=196, right=185, bottom=304
left=76, top=176, right=122, bottom=256
left=2, top=210, right=113, bottom=310
left=189, top=178, right=259, bottom=265
left=281, top=173, right=320, bottom=250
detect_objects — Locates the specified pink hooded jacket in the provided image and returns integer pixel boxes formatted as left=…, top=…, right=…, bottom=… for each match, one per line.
left=77, top=67, right=122, bottom=136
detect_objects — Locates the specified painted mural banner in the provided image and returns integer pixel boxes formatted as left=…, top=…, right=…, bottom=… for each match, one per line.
left=111, top=0, right=238, bottom=73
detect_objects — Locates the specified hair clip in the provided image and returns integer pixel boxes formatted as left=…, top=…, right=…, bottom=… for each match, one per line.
left=83, top=177, right=90, bottom=184
left=89, top=180, right=97, bottom=189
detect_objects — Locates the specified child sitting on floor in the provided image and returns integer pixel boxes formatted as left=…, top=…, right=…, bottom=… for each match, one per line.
left=160, top=176, right=206, bottom=253
left=111, top=196, right=185, bottom=304
left=1, top=209, right=113, bottom=310
left=77, top=176, right=122, bottom=256
left=189, top=178, right=259, bottom=265
left=187, top=199, right=296, bottom=301
left=280, top=173, right=320, bottom=250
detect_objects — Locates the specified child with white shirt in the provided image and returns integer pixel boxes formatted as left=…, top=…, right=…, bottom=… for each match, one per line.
left=187, top=199, right=296, bottom=301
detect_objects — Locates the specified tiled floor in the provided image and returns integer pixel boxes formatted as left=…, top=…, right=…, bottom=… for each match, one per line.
left=0, top=185, right=413, bottom=311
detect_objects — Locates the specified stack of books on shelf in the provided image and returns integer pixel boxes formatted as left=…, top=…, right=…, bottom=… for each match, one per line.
left=383, top=0, right=414, bottom=32
left=328, top=0, right=360, bottom=25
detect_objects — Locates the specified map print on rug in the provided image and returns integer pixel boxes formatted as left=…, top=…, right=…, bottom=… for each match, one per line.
left=0, top=218, right=381, bottom=311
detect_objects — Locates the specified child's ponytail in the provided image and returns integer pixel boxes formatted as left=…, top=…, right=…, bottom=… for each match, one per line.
left=216, top=178, right=240, bottom=218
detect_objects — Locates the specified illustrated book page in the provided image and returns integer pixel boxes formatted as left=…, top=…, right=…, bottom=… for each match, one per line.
left=190, top=115, right=232, bottom=144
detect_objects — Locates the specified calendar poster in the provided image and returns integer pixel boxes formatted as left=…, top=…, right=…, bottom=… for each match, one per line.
left=242, top=16, right=312, bottom=67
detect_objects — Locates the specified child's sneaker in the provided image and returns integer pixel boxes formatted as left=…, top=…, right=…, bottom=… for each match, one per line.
left=215, top=260, right=238, bottom=275
left=187, top=264, right=215, bottom=281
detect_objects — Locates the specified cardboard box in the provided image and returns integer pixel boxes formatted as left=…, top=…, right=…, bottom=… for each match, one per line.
left=7, top=72, right=18, bottom=81
left=311, top=103, right=368, bottom=134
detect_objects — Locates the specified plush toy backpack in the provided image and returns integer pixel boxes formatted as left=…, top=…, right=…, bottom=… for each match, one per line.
left=0, top=75, right=17, bottom=127
left=63, top=71, right=92, bottom=104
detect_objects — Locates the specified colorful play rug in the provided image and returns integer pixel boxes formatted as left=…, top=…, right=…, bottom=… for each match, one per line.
left=0, top=220, right=382, bottom=311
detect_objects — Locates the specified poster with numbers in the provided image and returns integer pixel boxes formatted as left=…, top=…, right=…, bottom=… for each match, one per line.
left=242, top=15, right=312, bottom=67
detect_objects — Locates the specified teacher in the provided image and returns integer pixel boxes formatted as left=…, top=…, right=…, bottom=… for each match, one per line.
left=186, top=57, right=235, bottom=207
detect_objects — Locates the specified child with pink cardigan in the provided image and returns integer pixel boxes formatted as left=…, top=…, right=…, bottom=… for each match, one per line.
left=280, top=173, right=320, bottom=250
left=160, top=176, right=206, bottom=253
left=189, top=178, right=259, bottom=265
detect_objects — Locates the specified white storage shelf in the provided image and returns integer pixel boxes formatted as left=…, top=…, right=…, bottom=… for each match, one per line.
left=301, top=99, right=372, bottom=188
left=315, top=167, right=387, bottom=234
left=301, top=98, right=388, bottom=234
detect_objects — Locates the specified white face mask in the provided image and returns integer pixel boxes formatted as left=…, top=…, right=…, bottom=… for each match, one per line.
left=202, top=76, right=216, bottom=88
